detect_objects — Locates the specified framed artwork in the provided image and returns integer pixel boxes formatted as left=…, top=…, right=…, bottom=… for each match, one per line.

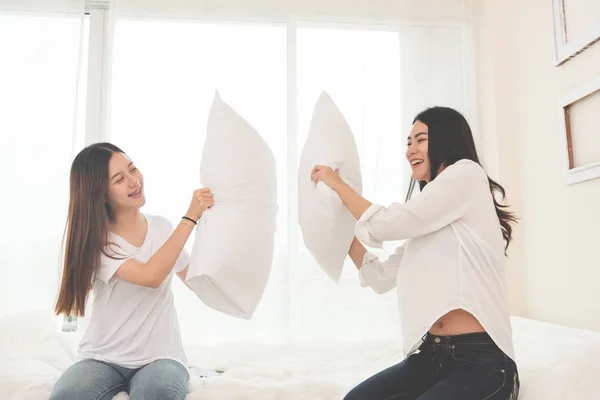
left=558, top=75, right=600, bottom=184
left=552, top=0, right=600, bottom=66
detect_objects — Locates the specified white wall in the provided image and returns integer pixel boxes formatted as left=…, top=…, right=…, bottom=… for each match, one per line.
left=475, top=0, right=600, bottom=332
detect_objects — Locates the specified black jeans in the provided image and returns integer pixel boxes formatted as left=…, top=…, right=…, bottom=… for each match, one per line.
left=344, top=332, right=519, bottom=400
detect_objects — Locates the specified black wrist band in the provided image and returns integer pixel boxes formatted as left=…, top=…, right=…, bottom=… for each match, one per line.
left=182, top=216, right=197, bottom=225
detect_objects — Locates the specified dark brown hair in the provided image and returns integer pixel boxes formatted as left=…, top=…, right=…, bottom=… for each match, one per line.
left=54, top=142, right=125, bottom=316
left=407, top=107, right=518, bottom=254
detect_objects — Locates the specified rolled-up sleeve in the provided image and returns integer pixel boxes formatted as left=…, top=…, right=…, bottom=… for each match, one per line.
left=358, top=244, right=405, bottom=294
left=355, top=160, right=485, bottom=246
left=175, top=247, right=190, bottom=273
left=355, top=204, right=386, bottom=248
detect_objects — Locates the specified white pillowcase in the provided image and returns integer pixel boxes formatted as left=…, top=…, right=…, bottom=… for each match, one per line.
left=298, top=91, right=363, bottom=282
left=186, top=91, right=278, bottom=319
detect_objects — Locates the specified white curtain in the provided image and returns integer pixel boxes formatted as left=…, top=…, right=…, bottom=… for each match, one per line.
left=0, top=0, right=87, bottom=319
left=107, top=13, right=471, bottom=344
left=108, top=19, right=290, bottom=344
left=0, top=0, right=474, bottom=344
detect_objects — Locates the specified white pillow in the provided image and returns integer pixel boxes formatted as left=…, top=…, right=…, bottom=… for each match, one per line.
left=186, top=91, right=278, bottom=319
left=298, top=91, right=363, bottom=282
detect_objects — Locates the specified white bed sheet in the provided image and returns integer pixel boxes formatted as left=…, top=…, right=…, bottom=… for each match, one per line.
left=0, top=312, right=598, bottom=399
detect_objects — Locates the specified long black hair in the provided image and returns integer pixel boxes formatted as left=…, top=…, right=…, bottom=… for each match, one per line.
left=406, top=107, right=517, bottom=254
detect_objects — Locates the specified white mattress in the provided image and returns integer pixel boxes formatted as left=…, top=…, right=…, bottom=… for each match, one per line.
left=1, top=312, right=599, bottom=399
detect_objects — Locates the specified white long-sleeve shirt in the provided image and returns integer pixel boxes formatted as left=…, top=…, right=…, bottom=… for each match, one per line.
left=356, top=159, right=515, bottom=360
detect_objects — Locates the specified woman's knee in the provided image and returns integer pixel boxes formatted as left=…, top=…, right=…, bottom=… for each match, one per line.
left=343, top=381, right=375, bottom=400
left=50, top=383, right=126, bottom=400
left=49, top=385, right=71, bottom=400
left=343, top=357, right=423, bottom=400
left=343, top=386, right=363, bottom=400
left=130, top=380, right=188, bottom=400
left=129, top=360, right=189, bottom=400
left=149, top=381, right=189, bottom=400
left=49, top=359, right=126, bottom=400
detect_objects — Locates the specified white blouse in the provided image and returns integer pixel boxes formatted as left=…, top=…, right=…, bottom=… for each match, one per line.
left=355, top=159, right=515, bottom=360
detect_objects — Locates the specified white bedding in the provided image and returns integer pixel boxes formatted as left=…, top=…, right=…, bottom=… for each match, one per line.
left=1, top=312, right=599, bottom=399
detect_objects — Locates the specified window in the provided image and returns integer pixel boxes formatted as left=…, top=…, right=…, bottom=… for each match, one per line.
left=0, top=12, right=89, bottom=316
left=109, top=21, right=411, bottom=343
left=292, top=26, right=404, bottom=340
left=109, top=19, right=288, bottom=344
left=0, top=3, right=473, bottom=342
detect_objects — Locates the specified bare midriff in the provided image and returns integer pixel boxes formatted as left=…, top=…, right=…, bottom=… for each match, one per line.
left=428, top=309, right=486, bottom=336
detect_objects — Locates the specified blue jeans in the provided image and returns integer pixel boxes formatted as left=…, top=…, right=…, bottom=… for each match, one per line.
left=50, top=358, right=189, bottom=400
left=344, top=332, right=519, bottom=400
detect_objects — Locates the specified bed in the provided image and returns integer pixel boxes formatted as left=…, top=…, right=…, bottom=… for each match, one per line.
left=1, top=311, right=599, bottom=399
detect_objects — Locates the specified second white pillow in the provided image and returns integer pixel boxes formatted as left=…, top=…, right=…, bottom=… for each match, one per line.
left=298, top=91, right=363, bottom=282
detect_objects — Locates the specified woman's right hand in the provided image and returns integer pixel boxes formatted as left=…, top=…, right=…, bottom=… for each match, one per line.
left=185, top=188, right=214, bottom=221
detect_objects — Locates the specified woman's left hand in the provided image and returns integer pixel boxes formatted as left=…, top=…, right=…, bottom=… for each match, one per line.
left=311, top=165, right=345, bottom=191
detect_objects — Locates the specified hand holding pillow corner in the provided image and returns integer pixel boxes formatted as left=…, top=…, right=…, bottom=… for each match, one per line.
left=310, top=165, right=372, bottom=222
left=184, top=187, right=215, bottom=222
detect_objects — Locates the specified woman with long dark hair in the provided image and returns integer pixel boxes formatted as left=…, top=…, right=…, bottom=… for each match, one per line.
left=312, top=107, right=520, bottom=399
left=50, top=142, right=213, bottom=400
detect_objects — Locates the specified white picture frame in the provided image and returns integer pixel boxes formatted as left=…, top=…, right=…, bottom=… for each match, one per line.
left=552, top=0, right=600, bottom=66
left=558, top=75, right=600, bottom=184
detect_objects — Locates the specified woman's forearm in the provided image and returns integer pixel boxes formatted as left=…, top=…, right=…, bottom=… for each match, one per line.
left=115, top=220, right=194, bottom=288
left=146, top=220, right=194, bottom=282
left=348, top=236, right=367, bottom=270
left=334, top=182, right=372, bottom=220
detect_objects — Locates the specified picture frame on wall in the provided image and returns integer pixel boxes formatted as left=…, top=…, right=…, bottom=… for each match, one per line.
left=558, top=75, right=600, bottom=185
left=552, top=0, right=600, bottom=66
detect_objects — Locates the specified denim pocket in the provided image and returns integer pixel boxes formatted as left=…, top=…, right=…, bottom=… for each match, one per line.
left=450, top=344, right=521, bottom=399
left=450, top=343, right=508, bottom=372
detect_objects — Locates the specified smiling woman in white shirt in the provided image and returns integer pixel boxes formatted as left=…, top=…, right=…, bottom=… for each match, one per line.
left=50, top=143, right=214, bottom=400
left=312, top=106, right=520, bottom=400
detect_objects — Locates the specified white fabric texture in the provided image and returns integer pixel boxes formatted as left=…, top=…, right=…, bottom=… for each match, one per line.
left=356, top=159, right=515, bottom=360
left=298, top=91, right=363, bottom=282
left=2, top=311, right=600, bottom=400
left=79, top=214, right=190, bottom=370
left=186, top=91, right=278, bottom=320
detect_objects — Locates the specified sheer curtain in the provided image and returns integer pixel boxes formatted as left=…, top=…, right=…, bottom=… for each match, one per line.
left=0, top=0, right=475, bottom=343
left=0, top=0, right=88, bottom=319
left=291, top=26, right=404, bottom=341
left=107, top=16, right=471, bottom=344
left=108, top=19, right=289, bottom=344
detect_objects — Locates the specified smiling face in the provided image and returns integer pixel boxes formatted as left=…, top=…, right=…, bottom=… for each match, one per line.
left=106, top=152, right=146, bottom=212
left=406, top=120, right=431, bottom=182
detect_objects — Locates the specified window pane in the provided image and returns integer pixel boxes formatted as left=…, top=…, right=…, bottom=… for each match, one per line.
left=109, top=19, right=287, bottom=344
left=294, top=26, right=404, bottom=340
left=0, top=13, right=88, bottom=317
